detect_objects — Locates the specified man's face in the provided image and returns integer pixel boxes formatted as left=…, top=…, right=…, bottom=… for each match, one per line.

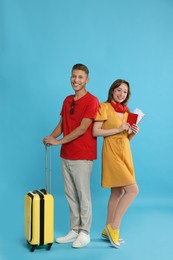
left=70, top=69, right=89, bottom=92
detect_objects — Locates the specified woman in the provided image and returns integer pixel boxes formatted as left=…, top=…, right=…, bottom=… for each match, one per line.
left=93, top=79, right=139, bottom=248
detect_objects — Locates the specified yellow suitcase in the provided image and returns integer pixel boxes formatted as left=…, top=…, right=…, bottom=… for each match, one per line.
left=24, top=189, right=54, bottom=252
left=24, top=147, right=54, bottom=252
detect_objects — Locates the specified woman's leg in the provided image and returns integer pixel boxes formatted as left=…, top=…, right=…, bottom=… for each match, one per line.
left=106, top=187, right=124, bottom=225
left=112, top=184, right=139, bottom=229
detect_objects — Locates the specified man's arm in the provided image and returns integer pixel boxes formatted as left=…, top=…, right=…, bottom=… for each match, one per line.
left=50, top=117, right=63, bottom=138
left=43, top=118, right=93, bottom=146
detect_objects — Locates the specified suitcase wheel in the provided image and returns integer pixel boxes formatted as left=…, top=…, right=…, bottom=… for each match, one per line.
left=30, top=245, right=36, bottom=252
left=47, top=243, right=53, bottom=251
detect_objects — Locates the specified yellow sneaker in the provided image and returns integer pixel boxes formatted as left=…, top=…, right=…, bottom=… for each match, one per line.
left=102, top=228, right=124, bottom=244
left=105, top=225, right=120, bottom=248
left=102, top=229, right=108, bottom=239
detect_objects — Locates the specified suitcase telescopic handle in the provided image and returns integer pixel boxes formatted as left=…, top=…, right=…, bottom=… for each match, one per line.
left=45, top=145, right=52, bottom=194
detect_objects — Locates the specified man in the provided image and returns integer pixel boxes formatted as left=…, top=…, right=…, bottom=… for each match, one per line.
left=43, top=64, right=99, bottom=248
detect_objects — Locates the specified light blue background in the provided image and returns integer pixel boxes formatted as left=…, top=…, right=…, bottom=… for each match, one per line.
left=1, top=0, right=173, bottom=259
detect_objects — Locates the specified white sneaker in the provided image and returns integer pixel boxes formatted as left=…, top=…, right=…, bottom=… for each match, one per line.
left=55, top=230, right=78, bottom=243
left=72, top=232, right=90, bottom=248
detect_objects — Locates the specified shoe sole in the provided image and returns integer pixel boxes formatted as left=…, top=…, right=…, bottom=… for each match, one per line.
left=105, top=227, right=120, bottom=249
left=102, top=234, right=124, bottom=244
left=55, top=238, right=77, bottom=244
left=72, top=240, right=90, bottom=248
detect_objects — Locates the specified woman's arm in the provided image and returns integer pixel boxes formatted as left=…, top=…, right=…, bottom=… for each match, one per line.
left=93, top=121, right=130, bottom=137
left=128, top=124, right=139, bottom=141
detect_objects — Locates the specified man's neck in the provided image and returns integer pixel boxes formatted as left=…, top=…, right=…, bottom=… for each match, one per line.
left=74, top=89, right=87, bottom=100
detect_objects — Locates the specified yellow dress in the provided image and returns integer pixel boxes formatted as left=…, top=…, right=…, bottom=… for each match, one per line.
left=95, top=102, right=136, bottom=188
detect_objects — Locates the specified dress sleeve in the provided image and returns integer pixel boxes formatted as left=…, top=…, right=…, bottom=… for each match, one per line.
left=95, top=103, right=108, bottom=121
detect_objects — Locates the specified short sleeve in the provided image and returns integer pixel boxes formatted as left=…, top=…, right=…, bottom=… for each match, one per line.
left=83, top=96, right=99, bottom=119
left=95, top=103, right=108, bottom=121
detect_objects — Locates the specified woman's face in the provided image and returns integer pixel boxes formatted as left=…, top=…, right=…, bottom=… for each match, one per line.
left=112, top=83, right=128, bottom=103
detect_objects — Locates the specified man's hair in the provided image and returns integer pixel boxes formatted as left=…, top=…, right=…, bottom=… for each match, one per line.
left=72, top=64, right=89, bottom=76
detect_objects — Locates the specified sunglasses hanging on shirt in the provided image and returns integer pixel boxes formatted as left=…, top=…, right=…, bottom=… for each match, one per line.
left=70, top=101, right=75, bottom=114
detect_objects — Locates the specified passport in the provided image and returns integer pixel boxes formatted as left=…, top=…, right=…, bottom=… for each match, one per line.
left=127, top=113, right=138, bottom=126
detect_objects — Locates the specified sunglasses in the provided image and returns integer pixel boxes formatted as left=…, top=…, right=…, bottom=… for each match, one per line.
left=70, top=101, right=75, bottom=114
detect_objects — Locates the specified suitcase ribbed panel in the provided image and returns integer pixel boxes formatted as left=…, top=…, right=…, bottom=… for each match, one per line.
left=33, top=190, right=44, bottom=245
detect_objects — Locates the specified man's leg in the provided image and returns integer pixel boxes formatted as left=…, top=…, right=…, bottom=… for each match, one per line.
left=68, top=160, right=93, bottom=234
